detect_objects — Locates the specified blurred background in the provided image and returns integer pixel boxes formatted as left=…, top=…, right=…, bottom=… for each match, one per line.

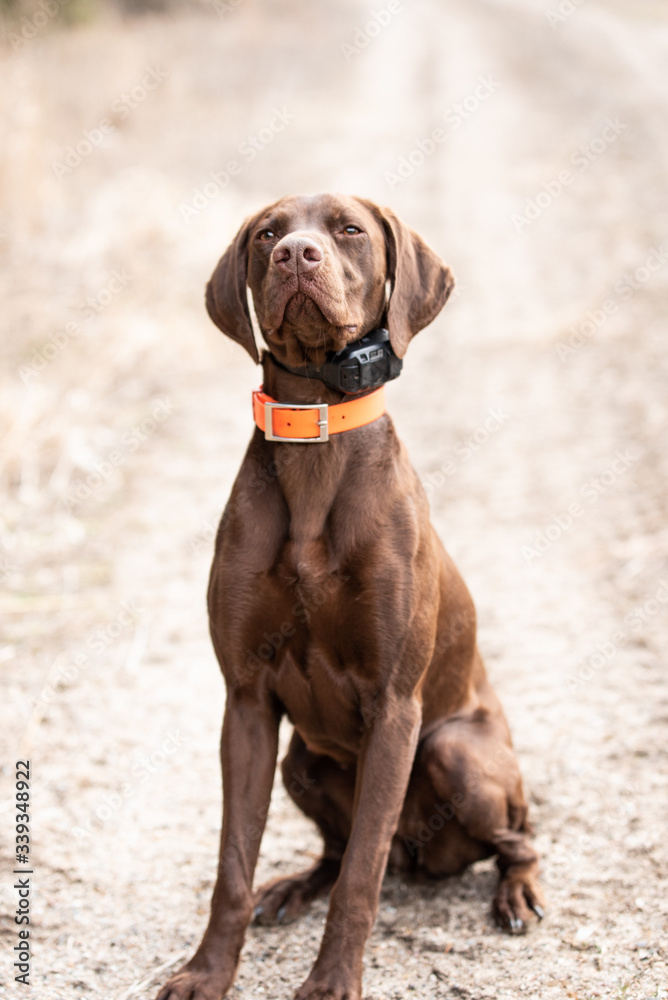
left=1, top=0, right=667, bottom=998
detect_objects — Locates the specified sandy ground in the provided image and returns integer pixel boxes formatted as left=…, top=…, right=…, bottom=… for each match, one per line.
left=1, top=0, right=667, bottom=997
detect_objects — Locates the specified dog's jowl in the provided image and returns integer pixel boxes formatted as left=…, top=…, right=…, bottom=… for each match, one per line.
left=156, top=194, right=544, bottom=1000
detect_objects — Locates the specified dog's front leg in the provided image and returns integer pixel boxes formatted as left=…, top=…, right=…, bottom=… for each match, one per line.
left=157, top=688, right=280, bottom=1000
left=295, top=695, right=421, bottom=1000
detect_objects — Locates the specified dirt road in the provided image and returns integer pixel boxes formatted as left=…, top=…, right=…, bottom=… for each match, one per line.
left=1, top=1, right=667, bottom=997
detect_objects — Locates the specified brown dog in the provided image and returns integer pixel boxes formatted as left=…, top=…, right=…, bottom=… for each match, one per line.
left=156, top=194, right=543, bottom=1000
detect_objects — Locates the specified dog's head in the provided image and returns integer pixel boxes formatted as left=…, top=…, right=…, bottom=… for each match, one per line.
left=206, top=193, right=454, bottom=366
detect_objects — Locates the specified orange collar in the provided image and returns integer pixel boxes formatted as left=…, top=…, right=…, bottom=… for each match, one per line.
left=252, top=386, right=386, bottom=443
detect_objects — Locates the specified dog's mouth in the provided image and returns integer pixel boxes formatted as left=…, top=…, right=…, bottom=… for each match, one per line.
left=278, top=296, right=358, bottom=359
left=263, top=286, right=360, bottom=353
left=260, top=265, right=361, bottom=332
left=284, top=292, right=326, bottom=326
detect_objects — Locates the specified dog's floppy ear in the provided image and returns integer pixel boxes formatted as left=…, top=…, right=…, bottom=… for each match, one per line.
left=205, top=212, right=261, bottom=363
left=373, top=205, right=454, bottom=358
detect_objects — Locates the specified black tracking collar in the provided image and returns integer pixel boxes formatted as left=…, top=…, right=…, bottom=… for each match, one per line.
left=270, top=328, right=402, bottom=395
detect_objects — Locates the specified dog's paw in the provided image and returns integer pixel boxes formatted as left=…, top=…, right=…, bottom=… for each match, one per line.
left=253, top=860, right=339, bottom=925
left=155, top=964, right=232, bottom=1000
left=493, top=869, right=545, bottom=934
left=293, top=976, right=361, bottom=1000
left=253, top=875, right=317, bottom=924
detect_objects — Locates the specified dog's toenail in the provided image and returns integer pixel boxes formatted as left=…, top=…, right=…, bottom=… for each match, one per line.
left=277, top=906, right=287, bottom=922
left=253, top=905, right=264, bottom=920
left=532, top=904, right=545, bottom=920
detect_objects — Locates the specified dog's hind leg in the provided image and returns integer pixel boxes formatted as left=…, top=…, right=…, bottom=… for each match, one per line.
left=253, top=730, right=355, bottom=925
left=415, top=707, right=545, bottom=933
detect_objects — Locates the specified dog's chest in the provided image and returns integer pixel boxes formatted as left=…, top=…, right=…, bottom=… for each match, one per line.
left=272, top=646, right=366, bottom=762
left=262, top=558, right=376, bottom=761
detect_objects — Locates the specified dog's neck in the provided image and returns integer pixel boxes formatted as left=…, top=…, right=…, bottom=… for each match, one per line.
left=257, top=351, right=393, bottom=572
left=261, top=351, right=350, bottom=406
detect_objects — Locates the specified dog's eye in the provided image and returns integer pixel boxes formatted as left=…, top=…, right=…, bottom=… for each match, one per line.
left=257, top=229, right=275, bottom=241
left=343, top=225, right=362, bottom=235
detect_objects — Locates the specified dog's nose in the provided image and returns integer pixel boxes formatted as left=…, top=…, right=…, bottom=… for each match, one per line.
left=272, top=235, right=323, bottom=274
